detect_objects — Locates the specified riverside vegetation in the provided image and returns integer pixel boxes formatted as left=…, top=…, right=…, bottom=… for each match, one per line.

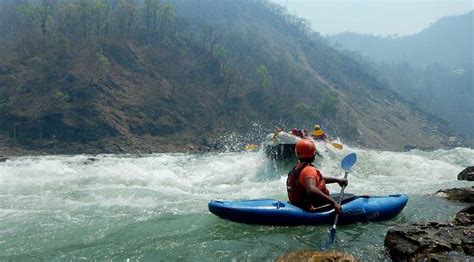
left=0, top=0, right=457, bottom=155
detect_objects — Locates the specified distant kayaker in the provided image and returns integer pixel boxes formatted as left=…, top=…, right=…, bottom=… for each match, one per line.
left=286, top=139, right=347, bottom=213
left=310, top=124, right=327, bottom=140
left=291, top=128, right=304, bottom=138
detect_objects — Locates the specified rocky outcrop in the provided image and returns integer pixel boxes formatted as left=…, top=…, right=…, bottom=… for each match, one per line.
left=385, top=206, right=474, bottom=261
left=454, top=206, right=474, bottom=226
left=275, top=250, right=358, bottom=262
left=458, top=167, right=474, bottom=181
left=436, top=187, right=474, bottom=203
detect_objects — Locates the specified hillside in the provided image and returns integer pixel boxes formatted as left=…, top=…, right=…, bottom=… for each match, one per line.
left=329, top=12, right=473, bottom=139
left=0, top=0, right=453, bottom=155
left=329, top=11, right=473, bottom=68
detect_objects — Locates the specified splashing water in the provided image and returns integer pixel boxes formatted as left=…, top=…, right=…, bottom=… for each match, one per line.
left=0, top=146, right=472, bottom=260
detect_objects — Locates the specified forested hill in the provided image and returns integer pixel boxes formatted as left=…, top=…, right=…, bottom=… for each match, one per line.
left=0, top=0, right=452, bottom=154
left=329, top=11, right=473, bottom=68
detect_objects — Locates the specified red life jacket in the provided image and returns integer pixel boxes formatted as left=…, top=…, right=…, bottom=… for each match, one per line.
left=286, top=162, right=329, bottom=210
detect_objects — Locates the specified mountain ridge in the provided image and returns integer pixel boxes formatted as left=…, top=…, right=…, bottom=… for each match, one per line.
left=328, top=11, right=473, bottom=139
left=328, top=11, right=473, bottom=68
left=0, top=0, right=456, bottom=155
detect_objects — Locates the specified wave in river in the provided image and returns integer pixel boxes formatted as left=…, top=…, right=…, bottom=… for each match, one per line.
left=1, top=147, right=472, bottom=216
left=1, top=147, right=472, bottom=260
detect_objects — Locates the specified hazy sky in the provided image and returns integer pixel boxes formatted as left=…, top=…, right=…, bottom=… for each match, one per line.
left=274, top=0, right=473, bottom=36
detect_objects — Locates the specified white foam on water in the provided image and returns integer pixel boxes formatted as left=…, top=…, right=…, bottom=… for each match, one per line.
left=0, top=147, right=472, bottom=217
left=319, top=146, right=473, bottom=195
left=0, top=152, right=283, bottom=217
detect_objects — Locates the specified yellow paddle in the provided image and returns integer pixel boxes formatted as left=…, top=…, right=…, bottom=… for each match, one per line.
left=331, top=142, right=343, bottom=150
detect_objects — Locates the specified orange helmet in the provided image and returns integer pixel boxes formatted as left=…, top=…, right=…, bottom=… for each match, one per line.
left=295, top=139, right=317, bottom=159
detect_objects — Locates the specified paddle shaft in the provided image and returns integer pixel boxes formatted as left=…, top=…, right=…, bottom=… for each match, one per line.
left=330, top=169, right=349, bottom=233
left=322, top=152, right=357, bottom=248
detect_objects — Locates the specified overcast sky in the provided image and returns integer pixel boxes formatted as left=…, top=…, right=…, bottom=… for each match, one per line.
left=273, top=0, right=473, bottom=36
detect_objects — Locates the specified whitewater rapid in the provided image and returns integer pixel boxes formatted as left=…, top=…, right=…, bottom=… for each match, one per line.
left=0, top=146, right=472, bottom=260
left=1, top=147, right=472, bottom=215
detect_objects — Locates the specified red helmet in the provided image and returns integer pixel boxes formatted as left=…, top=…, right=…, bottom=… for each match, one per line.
left=295, top=139, right=316, bottom=159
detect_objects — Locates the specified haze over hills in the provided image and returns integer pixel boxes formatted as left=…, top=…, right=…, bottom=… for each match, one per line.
left=329, top=11, right=473, bottom=69
left=329, top=11, right=474, bottom=139
left=0, top=0, right=454, bottom=154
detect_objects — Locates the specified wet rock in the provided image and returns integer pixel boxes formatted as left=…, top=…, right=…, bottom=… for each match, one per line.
left=0, top=157, right=8, bottom=162
left=458, top=166, right=474, bottom=181
left=421, top=252, right=473, bottom=261
left=461, top=229, right=474, bottom=255
left=385, top=207, right=474, bottom=261
left=275, top=250, right=358, bottom=262
left=436, top=187, right=473, bottom=203
left=82, top=157, right=100, bottom=165
left=385, top=222, right=472, bottom=261
left=454, top=206, right=474, bottom=226
left=199, top=146, right=212, bottom=152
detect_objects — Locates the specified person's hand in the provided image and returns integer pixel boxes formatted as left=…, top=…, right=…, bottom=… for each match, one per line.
left=337, top=178, right=348, bottom=187
left=333, top=202, right=342, bottom=215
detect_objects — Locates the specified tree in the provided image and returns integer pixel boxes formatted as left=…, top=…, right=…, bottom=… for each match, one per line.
left=319, top=92, right=339, bottom=118
left=143, top=0, right=160, bottom=33
left=91, top=51, right=110, bottom=84
left=256, top=65, right=270, bottom=89
left=159, top=3, right=176, bottom=38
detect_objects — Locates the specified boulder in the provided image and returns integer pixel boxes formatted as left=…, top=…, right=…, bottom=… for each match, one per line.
left=385, top=222, right=472, bottom=261
left=458, top=166, right=474, bottom=181
left=385, top=206, right=474, bottom=261
left=436, top=187, right=473, bottom=203
left=454, top=206, right=474, bottom=226
left=199, top=146, right=212, bottom=152
left=275, top=250, right=358, bottom=262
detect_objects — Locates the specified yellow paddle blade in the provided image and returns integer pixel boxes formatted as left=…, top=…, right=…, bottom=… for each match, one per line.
left=244, top=144, right=258, bottom=151
left=331, top=142, right=343, bottom=150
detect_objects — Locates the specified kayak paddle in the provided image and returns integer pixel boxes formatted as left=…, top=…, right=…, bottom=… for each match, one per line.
left=330, top=142, right=343, bottom=150
left=323, top=152, right=357, bottom=248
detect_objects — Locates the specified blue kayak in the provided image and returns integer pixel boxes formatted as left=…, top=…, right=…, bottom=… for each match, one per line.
left=208, top=194, right=408, bottom=226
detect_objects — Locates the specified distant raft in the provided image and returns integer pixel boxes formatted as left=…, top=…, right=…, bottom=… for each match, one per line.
left=263, top=131, right=301, bottom=160
left=208, top=194, right=408, bottom=226
left=262, top=131, right=344, bottom=160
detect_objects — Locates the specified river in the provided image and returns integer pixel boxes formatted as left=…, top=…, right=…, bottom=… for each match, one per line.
left=1, top=146, right=472, bottom=261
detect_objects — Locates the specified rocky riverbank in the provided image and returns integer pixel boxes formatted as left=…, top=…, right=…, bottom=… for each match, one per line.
left=0, top=134, right=216, bottom=157
left=436, top=187, right=474, bottom=203
left=385, top=185, right=473, bottom=261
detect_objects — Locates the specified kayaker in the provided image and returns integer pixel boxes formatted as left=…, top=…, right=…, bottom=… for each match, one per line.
left=310, top=124, right=327, bottom=140
left=272, top=127, right=283, bottom=139
left=291, top=128, right=304, bottom=138
left=286, top=139, right=347, bottom=213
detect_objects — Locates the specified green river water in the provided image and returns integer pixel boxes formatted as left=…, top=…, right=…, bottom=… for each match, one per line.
left=0, top=147, right=472, bottom=261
